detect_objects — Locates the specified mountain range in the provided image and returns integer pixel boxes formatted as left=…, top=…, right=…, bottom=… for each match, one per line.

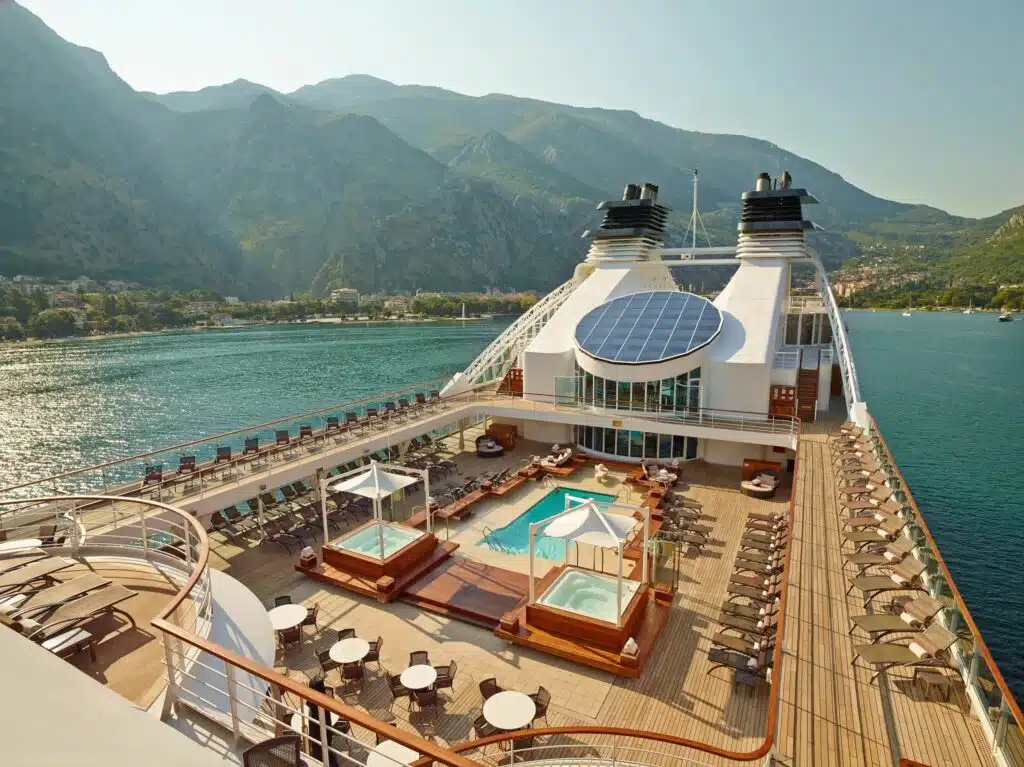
left=2, top=1, right=1021, bottom=298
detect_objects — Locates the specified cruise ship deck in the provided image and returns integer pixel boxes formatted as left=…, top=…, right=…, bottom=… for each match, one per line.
left=2, top=173, right=1021, bottom=767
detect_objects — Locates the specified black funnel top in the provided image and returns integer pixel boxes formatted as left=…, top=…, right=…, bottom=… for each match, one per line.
left=739, top=172, right=818, bottom=235
left=583, top=185, right=671, bottom=241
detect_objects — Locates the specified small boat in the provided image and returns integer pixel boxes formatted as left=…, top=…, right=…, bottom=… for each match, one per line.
left=963, top=300, right=974, bottom=315
left=902, top=298, right=912, bottom=317
left=998, top=311, right=1013, bottom=322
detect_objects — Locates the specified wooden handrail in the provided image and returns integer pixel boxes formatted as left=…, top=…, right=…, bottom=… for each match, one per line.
left=871, top=419, right=1024, bottom=729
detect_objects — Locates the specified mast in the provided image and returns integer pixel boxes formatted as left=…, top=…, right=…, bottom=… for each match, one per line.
left=691, top=168, right=698, bottom=248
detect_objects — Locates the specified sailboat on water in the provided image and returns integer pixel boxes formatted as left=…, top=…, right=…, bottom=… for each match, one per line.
left=963, top=299, right=974, bottom=315
left=902, top=297, right=912, bottom=317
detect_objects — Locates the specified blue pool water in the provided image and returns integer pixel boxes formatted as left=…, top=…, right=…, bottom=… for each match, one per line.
left=479, top=487, right=618, bottom=560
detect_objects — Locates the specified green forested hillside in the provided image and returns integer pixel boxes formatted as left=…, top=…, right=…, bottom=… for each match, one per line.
left=2, top=1, right=1021, bottom=298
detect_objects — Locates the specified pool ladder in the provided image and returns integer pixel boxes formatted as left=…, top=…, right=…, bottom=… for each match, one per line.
left=481, top=525, right=514, bottom=555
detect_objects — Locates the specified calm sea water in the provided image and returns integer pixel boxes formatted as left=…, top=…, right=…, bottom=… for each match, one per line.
left=844, top=310, right=1024, bottom=703
left=0, top=313, right=1021, bottom=700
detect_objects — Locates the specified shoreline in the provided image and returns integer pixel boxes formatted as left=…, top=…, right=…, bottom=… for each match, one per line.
left=0, top=315, right=507, bottom=348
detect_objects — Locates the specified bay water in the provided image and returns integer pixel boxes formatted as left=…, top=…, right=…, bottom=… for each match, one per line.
left=0, top=313, right=1021, bottom=700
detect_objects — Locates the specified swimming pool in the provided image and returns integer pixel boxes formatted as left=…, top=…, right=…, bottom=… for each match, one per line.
left=337, top=522, right=423, bottom=558
left=478, top=487, right=617, bottom=559
left=538, top=567, right=641, bottom=623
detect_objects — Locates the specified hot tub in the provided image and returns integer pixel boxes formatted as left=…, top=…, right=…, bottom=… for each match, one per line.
left=322, top=521, right=435, bottom=580
left=337, top=521, right=422, bottom=558
left=538, top=568, right=641, bottom=623
left=525, top=566, right=648, bottom=652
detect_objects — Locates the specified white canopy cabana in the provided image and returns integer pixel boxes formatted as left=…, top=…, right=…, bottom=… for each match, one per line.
left=319, top=460, right=429, bottom=559
left=527, top=496, right=650, bottom=626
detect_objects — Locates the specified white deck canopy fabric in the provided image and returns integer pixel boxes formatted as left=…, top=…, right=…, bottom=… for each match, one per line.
left=320, top=461, right=428, bottom=559
left=528, top=496, right=650, bottom=626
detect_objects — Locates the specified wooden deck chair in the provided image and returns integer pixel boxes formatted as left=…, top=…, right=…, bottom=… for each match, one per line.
left=842, top=535, right=916, bottom=573
left=0, top=557, right=74, bottom=596
left=851, top=622, right=957, bottom=682
left=846, top=556, right=928, bottom=606
left=848, top=594, right=944, bottom=641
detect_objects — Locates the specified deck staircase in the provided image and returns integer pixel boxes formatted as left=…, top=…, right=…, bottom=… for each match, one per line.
left=797, top=348, right=819, bottom=424
left=496, top=367, right=523, bottom=397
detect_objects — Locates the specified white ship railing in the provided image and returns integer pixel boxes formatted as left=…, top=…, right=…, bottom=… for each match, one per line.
left=786, top=295, right=826, bottom=313
left=773, top=350, right=799, bottom=370
left=811, top=253, right=866, bottom=424
left=450, top=276, right=580, bottom=390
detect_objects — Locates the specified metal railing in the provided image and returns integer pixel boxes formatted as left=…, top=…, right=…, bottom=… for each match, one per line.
left=811, top=255, right=865, bottom=422
left=0, top=378, right=456, bottom=501
left=772, top=350, right=799, bottom=370
left=869, top=422, right=1024, bottom=765
left=452, top=276, right=580, bottom=390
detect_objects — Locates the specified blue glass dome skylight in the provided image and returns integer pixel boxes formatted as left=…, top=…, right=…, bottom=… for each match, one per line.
left=574, top=291, right=722, bottom=364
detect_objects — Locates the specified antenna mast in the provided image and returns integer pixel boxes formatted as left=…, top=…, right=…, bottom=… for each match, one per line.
left=683, top=167, right=713, bottom=247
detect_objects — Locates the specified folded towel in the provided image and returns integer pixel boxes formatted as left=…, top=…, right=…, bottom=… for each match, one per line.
left=899, top=611, right=922, bottom=627
left=909, top=641, right=930, bottom=659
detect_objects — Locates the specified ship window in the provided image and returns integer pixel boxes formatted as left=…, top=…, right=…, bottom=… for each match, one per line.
left=604, top=378, right=616, bottom=407
left=583, top=426, right=593, bottom=449
left=659, top=434, right=673, bottom=459
left=632, top=382, right=646, bottom=411
left=630, top=431, right=644, bottom=458
left=644, top=432, right=658, bottom=458
left=799, top=315, right=813, bottom=345
left=820, top=316, right=833, bottom=344
left=616, top=429, right=630, bottom=455
left=661, top=378, right=674, bottom=409
left=785, top=314, right=799, bottom=345
left=672, top=435, right=686, bottom=457
left=686, top=436, right=698, bottom=460
left=617, top=381, right=631, bottom=409
left=603, top=427, right=616, bottom=454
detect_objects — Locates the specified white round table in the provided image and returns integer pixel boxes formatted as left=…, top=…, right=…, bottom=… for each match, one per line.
left=400, top=664, right=437, bottom=691
left=330, top=637, right=370, bottom=664
left=483, top=690, right=536, bottom=731
left=0, top=539, right=43, bottom=554
left=268, top=603, right=307, bottom=631
left=367, top=740, right=419, bottom=767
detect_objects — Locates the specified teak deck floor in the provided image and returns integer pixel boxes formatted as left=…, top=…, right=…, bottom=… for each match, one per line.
left=401, top=556, right=531, bottom=628
left=81, top=417, right=1000, bottom=765
left=772, top=420, right=995, bottom=767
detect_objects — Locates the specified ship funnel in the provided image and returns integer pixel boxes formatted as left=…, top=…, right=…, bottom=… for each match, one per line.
left=622, top=183, right=640, bottom=201
left=779, top=170, right=792, bottom=190
left=639, top=183, right=659, bottom=201
left=755, top=172, right=772, bottom=192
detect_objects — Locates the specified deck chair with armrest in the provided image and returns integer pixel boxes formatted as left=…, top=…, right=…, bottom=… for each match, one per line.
left=848, top=594, right=944, bottom=641
left=718, top=607, right=780, bottom=637
left=841, top=507, right=903, bottom=531
left=839, top=469, right=889, bottom=486
left=20, top=584, right=137, bottom=640
left=846, top=556, right=927, bottom=606
left=722, top=598, right=780, bottom=622
left=0, top=549, right=49, bottom=575
left=842, top=514, right=910, bottom=551
left=0, top=557, right=75, bottom=596
left=735, top=551, right=784, bottom=575
left=843, top=535, right=917, bottom=573
left=831, top=447, right=877, bottom=467
left=8, top=573, right=112, bottom=619
left=706, top=647, right=772, bottom=683
left=851, top=622, right=957, bottom=682
left=727, top=579, right=783, bottom=605
left=730, top=571, right=783, bottom=591
left=835, top=456, right=883, bottom=477
left=839, top=482, right=892, bottom=501
left=711, top=631, right=776, bottom=659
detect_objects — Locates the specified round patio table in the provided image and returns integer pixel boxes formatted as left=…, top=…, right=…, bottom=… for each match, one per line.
left=330, top=637, right=370, bottom=665
left=483, top=690, right=536, bottom=731
left=367, top=740, right=419, bottom=767
left=0, top=539, right=42, bottom=554
left=400, top=665, right=437, bottom=691
left=267, top=603, right=307, bottom=631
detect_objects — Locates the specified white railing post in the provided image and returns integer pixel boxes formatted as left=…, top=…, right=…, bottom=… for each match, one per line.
left=139, top=510, right=148, bottom=551
left=161, top=635, right=179, bottom=718
left=225, top=664, right=242, bottom=740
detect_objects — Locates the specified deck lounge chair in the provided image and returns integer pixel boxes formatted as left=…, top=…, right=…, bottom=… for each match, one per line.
left=843, top=535, right=916, bottom=573
left=838, top=481, right=891, bottom=500
left=243, top=437, right=260, bottom=455
left=0, top=557, right=74, bottom=595
left=842, top=515, right=910, bottom=550
left=851, top=623, right=957, bottom=682
left=10, top=573, right=112, bottom=618
left=706, top=647, right=772, bottom=684
left=142, top=464, right=163, bottom=486
left=718, top=608, right=779, bottom=637
left=846, top=556, right=927, bottom=606
left=849, top=594, right=944, bottom=640
left=841, top=508, right=902, bottom=530
left=176, top=456, right=197, bottom=475
left=20, top=584, right=137, bottom=640
left=730, top=571, right=782, bottom=591
left=722, top=598, right=779, bottom=622
left=0, top=549, right=49, bottom=575
left=213, top=446, right=233, bottom=464
left=712, top=631, right=775, bottom=657
left=727, top=579, right=782, bottom=605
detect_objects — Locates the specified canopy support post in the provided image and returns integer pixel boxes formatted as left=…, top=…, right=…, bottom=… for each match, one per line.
left=317, top=469, right=329, bottom=544
left=616, top=540, right=624, bottom=627
left=528, top=523, right=536, bottom=604
left=641, top=508, right=650, bottom=584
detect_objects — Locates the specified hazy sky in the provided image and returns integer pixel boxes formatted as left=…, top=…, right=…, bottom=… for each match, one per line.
left=20, top=0, right=1023, bottom=218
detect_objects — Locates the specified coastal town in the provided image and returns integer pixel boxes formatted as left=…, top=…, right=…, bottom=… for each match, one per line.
left=0, top=273, right=539, bottom=341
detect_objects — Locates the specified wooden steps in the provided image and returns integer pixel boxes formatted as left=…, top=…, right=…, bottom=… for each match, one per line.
left=400, top=556, right=531, bottom=630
